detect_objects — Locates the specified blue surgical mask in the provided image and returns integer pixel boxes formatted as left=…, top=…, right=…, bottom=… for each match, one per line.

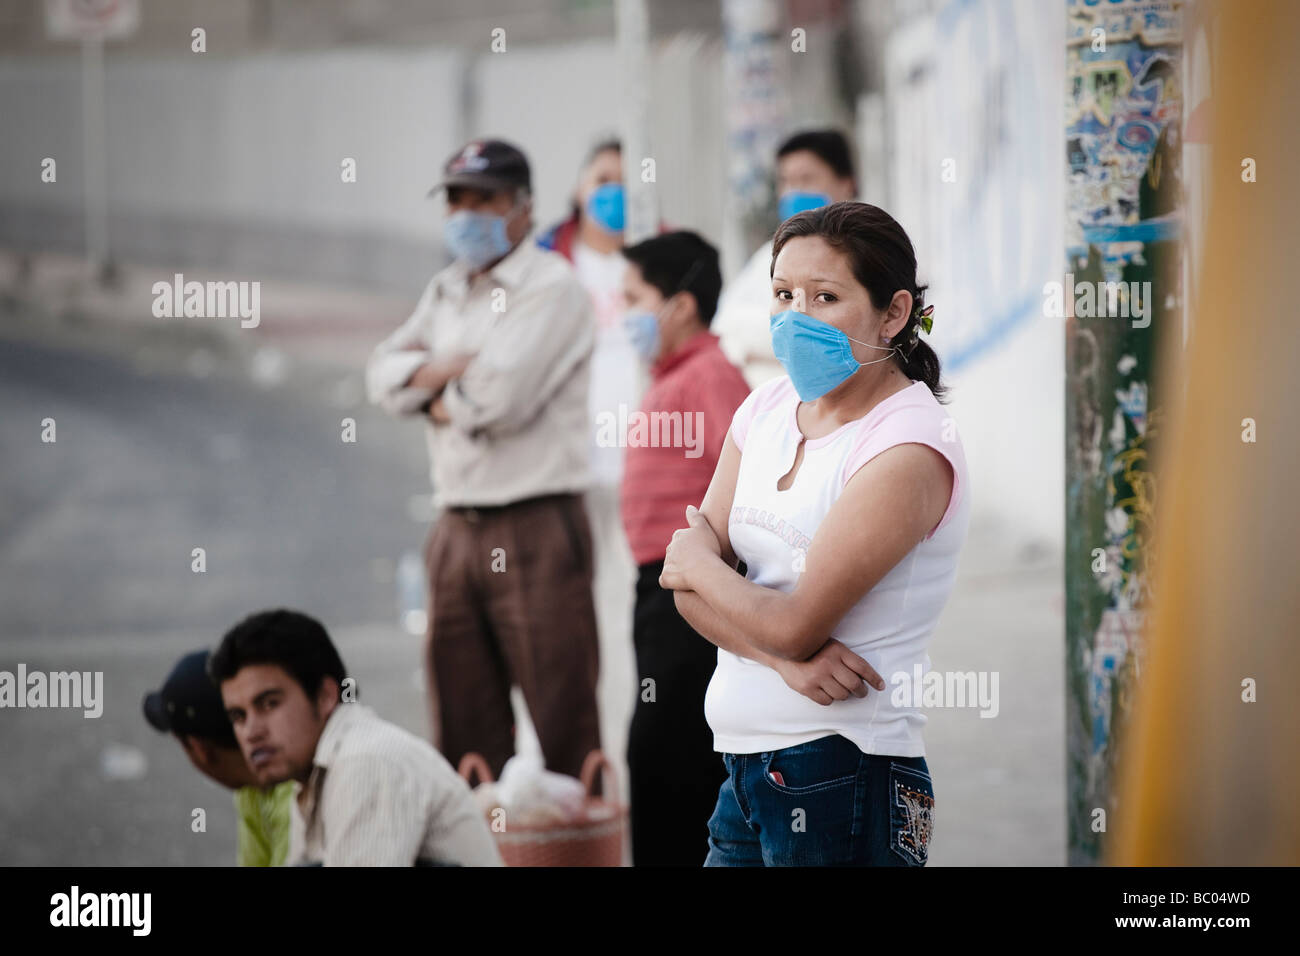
left=769, top=309, right=897, bottom=401
left=778, top=190, right=831, bottom=222
left=586, top=182, right=626, bottom=234
left=443, top=209, right=513, bottom=269
left=623, top=308, right=660, bottom=363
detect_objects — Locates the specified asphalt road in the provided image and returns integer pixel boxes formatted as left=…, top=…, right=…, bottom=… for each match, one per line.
left=0, top=324, right=440, bottom=865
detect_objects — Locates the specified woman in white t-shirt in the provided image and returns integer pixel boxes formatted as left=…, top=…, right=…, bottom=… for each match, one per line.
left=659, top=201, right=970, bottom=866
left=538, top=138, right=644, bottom=487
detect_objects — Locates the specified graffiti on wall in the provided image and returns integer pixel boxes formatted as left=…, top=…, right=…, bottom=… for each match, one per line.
left=1066, top=0, right=1182, bottom=253
left=1064, top=0, right=1182, bottom=865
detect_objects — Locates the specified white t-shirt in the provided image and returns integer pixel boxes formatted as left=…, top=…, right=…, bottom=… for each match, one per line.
left=704, top=375, right=971, bottom=757
left=573, top=241, right=644, bottom=487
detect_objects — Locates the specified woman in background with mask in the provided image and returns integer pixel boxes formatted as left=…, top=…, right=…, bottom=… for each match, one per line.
left=659, top=201, right=970, bottom=866
left=537, top=139, right=642, bottom=806
left=539, top=139, right=643, bottom=484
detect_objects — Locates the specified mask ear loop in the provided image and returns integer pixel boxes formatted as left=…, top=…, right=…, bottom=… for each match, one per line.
left=658, top=258, right=706, bottom=324
left=843, top=332, right=902, bottom=366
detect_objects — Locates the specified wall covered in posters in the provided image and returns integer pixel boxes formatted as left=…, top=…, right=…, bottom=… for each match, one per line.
left=1063, top=0, right=1182, bottom=865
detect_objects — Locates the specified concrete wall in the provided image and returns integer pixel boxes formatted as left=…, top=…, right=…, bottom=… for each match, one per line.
left=881, top=0, right=1067, bottom=555
left=0, top=8, right=1066, bottom=553
left=0, top=38, right=727, bottom=296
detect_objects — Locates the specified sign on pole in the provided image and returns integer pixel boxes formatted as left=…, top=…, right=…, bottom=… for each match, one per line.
left=45, top=0, right=138, bottom=282
left=615, top=0, right=657, bottom=245
left=45, top=0, right=140, bottom=41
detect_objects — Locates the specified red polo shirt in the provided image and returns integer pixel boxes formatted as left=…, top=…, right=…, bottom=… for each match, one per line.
left=619, top=330, right=753, bottom=566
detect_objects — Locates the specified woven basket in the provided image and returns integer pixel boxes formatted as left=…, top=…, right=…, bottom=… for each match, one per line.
left=458, top=750, right=625, bottom=867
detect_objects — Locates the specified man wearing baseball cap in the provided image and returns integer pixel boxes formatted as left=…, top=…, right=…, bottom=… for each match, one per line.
left=144, top=649, right=293, bottom=866
left=366, top=139, right=603, bottom=785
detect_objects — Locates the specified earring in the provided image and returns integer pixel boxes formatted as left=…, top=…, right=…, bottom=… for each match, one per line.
left=883, top=336, right=891, bottom=343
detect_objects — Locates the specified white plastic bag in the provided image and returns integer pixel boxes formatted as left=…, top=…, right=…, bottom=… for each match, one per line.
left=495, top=754, right=586, bottom=826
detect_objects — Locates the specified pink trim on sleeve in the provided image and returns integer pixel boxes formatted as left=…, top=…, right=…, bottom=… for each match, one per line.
left=728, top=376, right=794, bottom=453
left=840, top=404, right=967, bottom=541
left=728, top=391, right=757, bottom=453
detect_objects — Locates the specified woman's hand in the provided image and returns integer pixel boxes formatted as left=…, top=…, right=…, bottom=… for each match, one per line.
left=774, top=639, right=887, bottom=706
left=659, top=505, right=721, bottom=591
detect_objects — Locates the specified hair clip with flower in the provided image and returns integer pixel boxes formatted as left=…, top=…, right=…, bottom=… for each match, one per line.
left=913, top=304, right=934, bottom=335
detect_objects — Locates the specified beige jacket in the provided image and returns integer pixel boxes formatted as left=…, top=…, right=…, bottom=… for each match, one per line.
left=290, top=703, right=503, bottom=866
left=366, top=239, right=595, bottom=508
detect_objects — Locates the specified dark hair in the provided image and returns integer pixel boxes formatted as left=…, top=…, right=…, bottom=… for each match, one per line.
left=584, top=136, right=621, bottom=167
left=176, top=727, right=239, bottom=751
left=777, top=129, right=857, bottom=186
left=208, top=609, right=348, bottom=702
left=568, top=137, right=622, bottom=222
left=622, top=230, right=723, bottom=326
left=771, top=201, right=947, bottom=402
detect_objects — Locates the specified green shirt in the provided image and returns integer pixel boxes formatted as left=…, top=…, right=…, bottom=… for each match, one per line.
left=233, top=782, right=294, bottom=867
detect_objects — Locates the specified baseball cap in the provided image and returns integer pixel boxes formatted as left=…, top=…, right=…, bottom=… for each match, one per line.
left=142, top=650, right=237, bottom=745
left=429, top=138, right=531, bottom=196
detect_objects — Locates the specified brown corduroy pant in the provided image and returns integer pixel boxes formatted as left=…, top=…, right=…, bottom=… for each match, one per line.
left=423, top=493, right=602, bottom=783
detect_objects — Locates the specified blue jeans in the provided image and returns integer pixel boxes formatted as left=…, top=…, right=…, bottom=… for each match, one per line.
left=704, top=734, right=935, bottom=866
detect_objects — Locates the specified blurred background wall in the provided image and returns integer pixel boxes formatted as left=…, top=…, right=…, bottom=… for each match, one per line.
left=0, top=0, right=1066, bottom=557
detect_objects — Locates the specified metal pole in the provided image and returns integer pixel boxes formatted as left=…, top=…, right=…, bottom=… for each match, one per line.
left=80, top=35, right=111, bottom=283
left=720, top=0, right=788, bottom=278
left=615, top=0, right=656, bottom=245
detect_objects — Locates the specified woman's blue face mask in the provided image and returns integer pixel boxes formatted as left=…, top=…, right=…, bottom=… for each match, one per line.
left=769, top=308, right=897, bottom=401
left=586, top=182, right=626, bottom=234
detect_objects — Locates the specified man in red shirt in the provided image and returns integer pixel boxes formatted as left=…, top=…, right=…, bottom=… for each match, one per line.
left=617, top=232, right=753, bottom=865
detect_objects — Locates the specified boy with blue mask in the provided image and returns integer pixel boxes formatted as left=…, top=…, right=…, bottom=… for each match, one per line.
left=714, top=129, right=859, bottom=388
left=617, top=231, right=751, bottom=866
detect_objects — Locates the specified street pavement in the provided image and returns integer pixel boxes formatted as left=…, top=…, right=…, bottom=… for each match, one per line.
left=0, top=290, right=1064, bottom=866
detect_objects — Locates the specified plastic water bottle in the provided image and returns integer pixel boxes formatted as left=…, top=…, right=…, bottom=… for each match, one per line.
left=396, top=549, right=427, bottom=636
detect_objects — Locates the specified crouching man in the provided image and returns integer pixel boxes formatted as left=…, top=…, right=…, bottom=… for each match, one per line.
left=210, top=609, right=502, bottom=866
